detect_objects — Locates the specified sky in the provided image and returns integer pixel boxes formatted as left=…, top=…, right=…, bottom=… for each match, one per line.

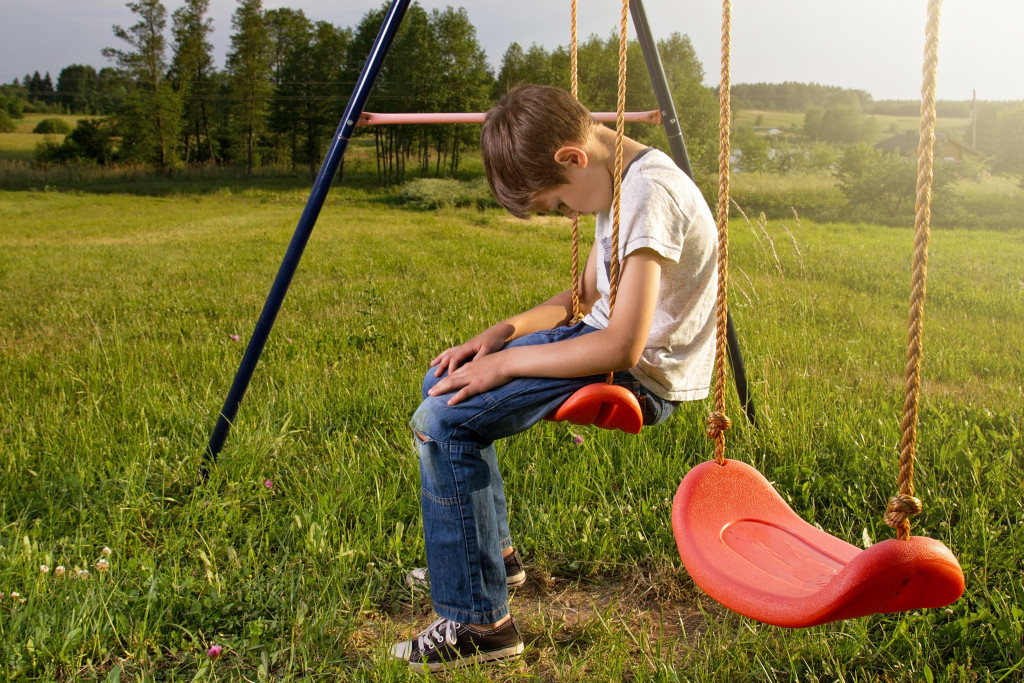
left=2, top=0, right=1021, bottom=102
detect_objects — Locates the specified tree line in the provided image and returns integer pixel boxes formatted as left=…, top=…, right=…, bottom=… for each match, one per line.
left=0, top=0, right=716, bottom=183
left=2, top=1, right=1020, bottom=183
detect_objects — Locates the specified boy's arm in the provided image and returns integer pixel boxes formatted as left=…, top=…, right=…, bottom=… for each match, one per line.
left=430, top=242, right=600, bottom=377
left=431, top=248, right=661, bottom=405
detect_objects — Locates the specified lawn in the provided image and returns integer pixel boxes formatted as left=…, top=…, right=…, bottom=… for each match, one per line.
left=0, top=189, right=1021, bottom=681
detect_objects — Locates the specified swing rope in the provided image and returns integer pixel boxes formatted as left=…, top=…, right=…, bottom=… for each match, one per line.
left=569, top=0, right=583, bottom=324
left=706, top=0, right=732, bottom=464
left=607, top=0, right=629, bottom=326
left=567, top=0, right=630, bottom=384
left=886, top=0, right=943, bottom=541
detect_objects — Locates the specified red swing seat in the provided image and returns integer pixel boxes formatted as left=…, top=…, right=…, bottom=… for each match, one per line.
left=545, top=383, right=643, bottom=434
left=672, top=459, right=965, bottom=628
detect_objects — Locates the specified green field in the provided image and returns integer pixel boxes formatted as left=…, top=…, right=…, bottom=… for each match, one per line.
left=733, top=109, right=972, bottom=143
left=0, top=190, right=1022, bottom=680
left=0, top=113, right=84, bottom=162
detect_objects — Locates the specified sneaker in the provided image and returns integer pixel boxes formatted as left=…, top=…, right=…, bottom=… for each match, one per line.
left=405, top=548, right=527, bottom=591
left=391, top=616, right=524, bottom=672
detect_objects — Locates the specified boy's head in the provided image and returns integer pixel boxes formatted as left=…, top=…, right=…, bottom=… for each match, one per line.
left=481, top=84, right=594, bottom=218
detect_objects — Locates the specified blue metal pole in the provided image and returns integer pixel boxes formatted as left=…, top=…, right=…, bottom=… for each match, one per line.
left=201, top=0, right=412, bottom=479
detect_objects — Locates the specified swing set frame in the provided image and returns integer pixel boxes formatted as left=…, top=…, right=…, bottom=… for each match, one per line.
left=199, top=0, right=963, bottom=631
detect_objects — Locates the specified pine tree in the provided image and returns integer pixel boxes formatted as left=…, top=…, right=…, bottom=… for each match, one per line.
left=103, top=0, right=182, bottom=171
left=226, top=0, right=272, bottom=176
left=171, top=0, right=218, bottom=164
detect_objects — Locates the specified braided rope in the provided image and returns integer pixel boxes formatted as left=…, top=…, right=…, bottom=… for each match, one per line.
left=887, top=0, right=942, bottom=541
left=707, top=0, right=732, bottom=464
left=569, top=0, right=583, bottom=324
left=607, top=0, right=629, bottom=322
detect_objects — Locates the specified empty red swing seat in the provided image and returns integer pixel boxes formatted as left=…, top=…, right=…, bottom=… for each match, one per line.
left=672, top=459, right=965, bottom=628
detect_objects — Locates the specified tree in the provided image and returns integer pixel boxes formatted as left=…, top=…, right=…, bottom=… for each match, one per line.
left=426, top=7, right=492, bottom=177
left=345, top=3, right=430, bottom=185
left=733, top=127, right=770, bottom=173
left=302, top=22, right=350, bottom=177
left=171, top=0, right=218, bottom=164
left=27, top=71, right=55, bottom=107
left=654, top=32, right=717, bottom=171
left=226, top=0, right=273, bottom=176
left=493, top=42, right=562, bottom=99
left=805, top=105, right=878, bottom=145
left=265, top=7, right=314, bottom=169
left=93, top=68, right=128, bottom=116
left=103, top=0, right=182, bottom=171
left=976, top=103, right=1024, bottom=175
left=56, top=65, right=98, bottom=114
left=835, top=142, right=917, bottom=219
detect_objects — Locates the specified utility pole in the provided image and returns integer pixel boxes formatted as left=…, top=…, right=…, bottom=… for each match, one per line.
left=971, top=88, right=977, bottom=148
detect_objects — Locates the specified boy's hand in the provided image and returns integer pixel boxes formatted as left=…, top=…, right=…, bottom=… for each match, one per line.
left=428, top=352, right=511, bottom=406
left=430, top=324, right=511, bottom=378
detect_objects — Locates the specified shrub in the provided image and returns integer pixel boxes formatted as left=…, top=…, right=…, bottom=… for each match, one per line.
left=35, top=118, right=116, bottom=164
left=398, top=177, right=496, bottom=210
left=33, top=118, right=74, bottom=135
left=0, top=111, right=16, bottom=133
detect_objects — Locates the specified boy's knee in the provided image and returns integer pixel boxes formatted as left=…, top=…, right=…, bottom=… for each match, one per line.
left=421, top=367, right=443, bottom=400
left=410, top=394, right=450, bottom=444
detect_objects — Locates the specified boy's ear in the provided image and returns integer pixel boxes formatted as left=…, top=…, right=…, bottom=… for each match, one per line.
left=553, top=145, right=588, bottom=168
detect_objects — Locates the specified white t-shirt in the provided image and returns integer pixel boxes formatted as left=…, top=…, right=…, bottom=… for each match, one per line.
left=582, top=148, right=717, bottom=402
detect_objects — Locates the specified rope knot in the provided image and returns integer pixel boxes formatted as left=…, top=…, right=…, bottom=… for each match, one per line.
left=705, top=411, right=732, bottom=440
left=883, top=493, right=923, bottom=529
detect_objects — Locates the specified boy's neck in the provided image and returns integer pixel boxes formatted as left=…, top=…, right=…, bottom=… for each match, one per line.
left=589, top=124, right=647, bottom=175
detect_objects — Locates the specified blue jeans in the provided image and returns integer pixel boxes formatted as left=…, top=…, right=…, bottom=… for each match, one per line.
left=409, top=322, right=675, bottom=624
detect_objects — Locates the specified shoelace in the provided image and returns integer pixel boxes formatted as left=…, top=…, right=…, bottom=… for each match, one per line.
left=417, top=617, right=460, bottom=652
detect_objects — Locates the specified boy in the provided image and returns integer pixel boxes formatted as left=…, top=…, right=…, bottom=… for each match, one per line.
left=391, top=84, right=718, bottom=672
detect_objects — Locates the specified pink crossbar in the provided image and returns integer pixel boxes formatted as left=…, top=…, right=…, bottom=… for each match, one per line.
left=357, top=110, right=661, bottom=126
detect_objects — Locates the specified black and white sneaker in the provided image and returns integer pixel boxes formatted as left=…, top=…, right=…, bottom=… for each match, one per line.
left=405, top=548, right=527, bottom=591
left=391, top=616, right=524, bottom=672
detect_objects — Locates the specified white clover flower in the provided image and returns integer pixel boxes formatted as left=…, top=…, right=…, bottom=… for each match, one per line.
left=77, top=569, right=90, bottom=579
left=95, top=559, right=110, bottom=573
left=101, top=546, right=112, bottom=557
left=54, top=566, right=66, bottom=577
left=10, top=592, right=20, bottom=600
left=40, top=565, right=50, bottom=573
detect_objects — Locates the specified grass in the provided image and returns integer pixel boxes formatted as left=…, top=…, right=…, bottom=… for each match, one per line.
left=0, top=189, right=1022, bottom=681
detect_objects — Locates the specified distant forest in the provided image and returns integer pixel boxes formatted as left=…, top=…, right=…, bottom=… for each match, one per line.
left=1, top=0, right=1022, bottom=179
left=730, top=82, right=979, bottom=119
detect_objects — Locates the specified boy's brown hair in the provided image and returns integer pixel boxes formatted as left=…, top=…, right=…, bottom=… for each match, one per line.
left=481, top=84, right=594, bottom=218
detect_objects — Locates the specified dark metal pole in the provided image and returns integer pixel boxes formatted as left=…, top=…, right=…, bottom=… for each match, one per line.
left=201, top=0, right=412, bottom=479
left=630, top=0, right=693, bottom=179
left=631, top=0, right=755, bottom=426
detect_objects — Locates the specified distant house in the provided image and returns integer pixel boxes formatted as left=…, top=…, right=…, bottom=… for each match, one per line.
left=874, top=131, right=986, bottom=163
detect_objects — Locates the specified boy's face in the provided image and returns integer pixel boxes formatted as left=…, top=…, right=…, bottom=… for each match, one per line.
left=529, top=145, right=613, bottom=219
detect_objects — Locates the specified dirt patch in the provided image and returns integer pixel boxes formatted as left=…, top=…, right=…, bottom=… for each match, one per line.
left=378, top=564, right=728, bottom=680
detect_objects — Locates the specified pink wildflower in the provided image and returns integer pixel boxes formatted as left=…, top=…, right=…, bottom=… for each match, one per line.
left=264, top=479, right=273, bottom=489
left=207, top=644, right=223, bottom=659
left=573, top=434, right=585, bottom=445
left=230, top=334, right=240, bottom=342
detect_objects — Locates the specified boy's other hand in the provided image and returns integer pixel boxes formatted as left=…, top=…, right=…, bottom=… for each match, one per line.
left=428, top=353, right=511, bottom=406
